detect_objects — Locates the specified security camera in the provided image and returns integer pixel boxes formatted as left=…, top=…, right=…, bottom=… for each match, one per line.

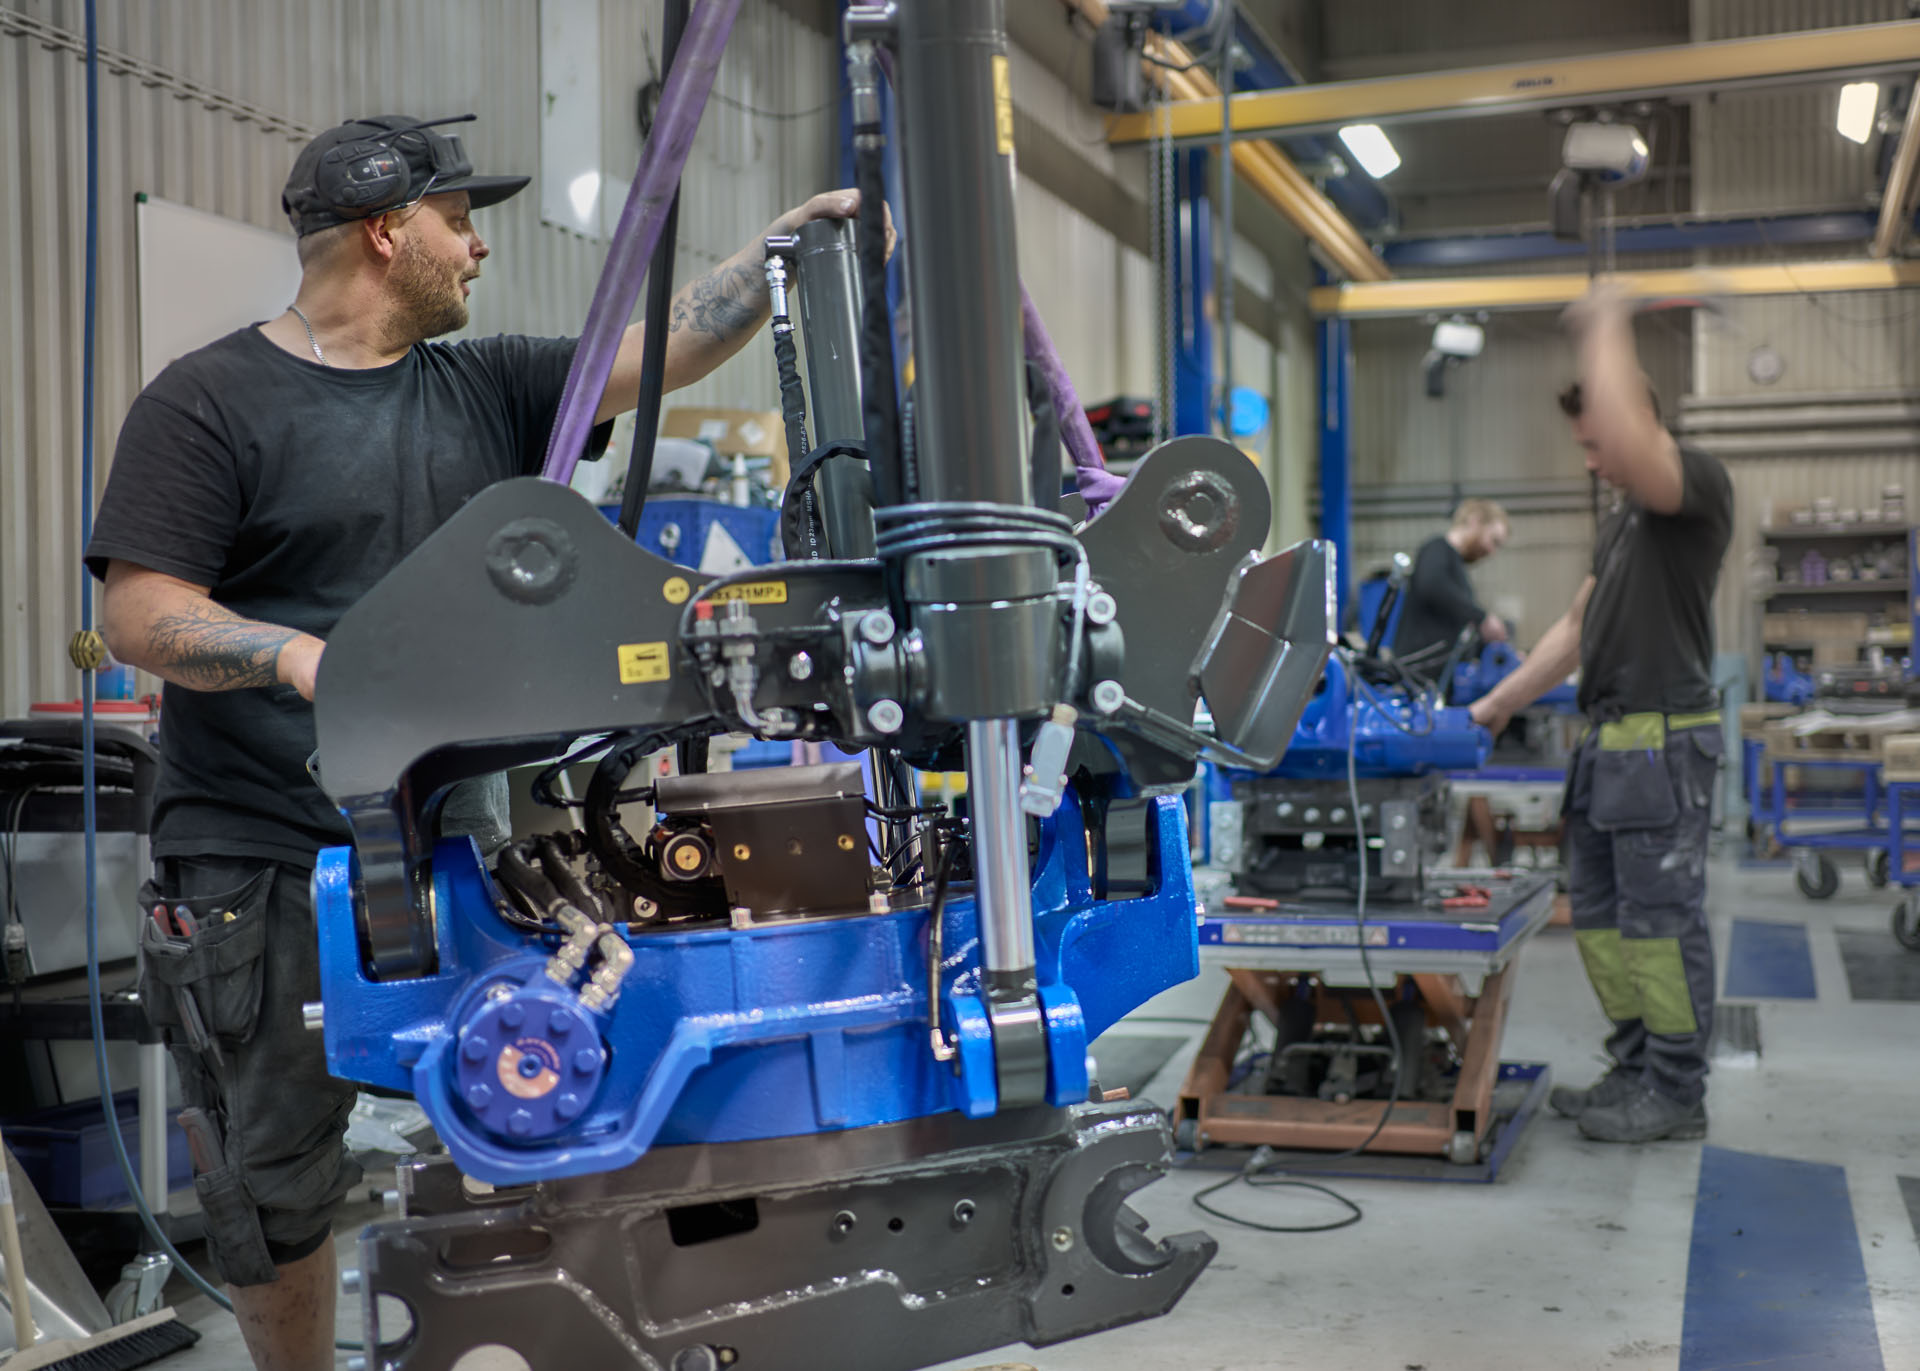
left=1561, top=122, right=1649, bottom=185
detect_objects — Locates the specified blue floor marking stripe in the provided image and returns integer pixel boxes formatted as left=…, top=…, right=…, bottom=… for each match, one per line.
left=1682, top=1146, right=1882, bottom=1371
left=1722, top=918, right=1817, bottom=1000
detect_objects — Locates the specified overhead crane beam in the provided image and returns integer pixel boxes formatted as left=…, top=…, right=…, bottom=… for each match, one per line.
left=1060, top=0, right=1390, bottom=282
left=1108, top=21, right=1920, bottom=143
left=1308, top=260, right=1920, bottom=319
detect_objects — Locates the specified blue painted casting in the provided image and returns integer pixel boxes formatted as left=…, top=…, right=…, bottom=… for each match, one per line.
left=314, top=789, right=1200, bottom=1185
left=1264, top=655, right=1488, bottom=779
left=1451, top=643, right=1579, bottom=713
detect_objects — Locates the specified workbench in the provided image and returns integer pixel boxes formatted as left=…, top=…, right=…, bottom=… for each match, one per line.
left=1176, top=870, right=1556, bottom=1166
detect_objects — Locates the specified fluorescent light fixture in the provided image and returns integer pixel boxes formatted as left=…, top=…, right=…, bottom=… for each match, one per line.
left=1338, top=123, right=1401, bottom=179
left=1837, top=81, right=1879, bottom=144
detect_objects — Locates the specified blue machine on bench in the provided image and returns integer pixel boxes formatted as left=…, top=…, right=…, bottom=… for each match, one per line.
left=1217, top=561, right=1489, bottom=902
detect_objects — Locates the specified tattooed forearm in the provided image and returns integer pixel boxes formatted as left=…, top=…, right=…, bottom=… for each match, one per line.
left=668, top=259, right=766, bottom=344
left=145, top=599, right=299, bottom=691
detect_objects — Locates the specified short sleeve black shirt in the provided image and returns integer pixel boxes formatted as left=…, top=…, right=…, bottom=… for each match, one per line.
left=1392, top=534, right=1484, bottom=662
left=85, top=326, right=608, bottom=866
left=1577, top=445, right=1734, bottom=719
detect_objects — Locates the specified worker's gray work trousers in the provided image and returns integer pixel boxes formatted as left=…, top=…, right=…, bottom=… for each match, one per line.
left=1562, top=718, right=1721, bottom=1106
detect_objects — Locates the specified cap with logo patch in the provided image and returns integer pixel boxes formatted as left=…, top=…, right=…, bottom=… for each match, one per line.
left=280, top=113, right=529, bottom=237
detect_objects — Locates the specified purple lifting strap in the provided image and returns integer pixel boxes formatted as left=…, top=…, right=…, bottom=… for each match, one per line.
left=540, top=0, right=745, bottom=485
left=1020, top=285, right=1122, bottom=518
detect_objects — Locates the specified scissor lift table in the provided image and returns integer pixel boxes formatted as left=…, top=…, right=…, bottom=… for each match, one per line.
left=1175, top=871, right=1557, bottom=1165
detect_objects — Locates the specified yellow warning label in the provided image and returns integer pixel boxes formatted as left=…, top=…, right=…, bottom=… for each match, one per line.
left=709, top=581, right=789, bottom=606
left=617, top=642, right=671, bottom=684
left=992, top=54, right=1013, bottom=155
left=661, top=576, right=691, bottom=605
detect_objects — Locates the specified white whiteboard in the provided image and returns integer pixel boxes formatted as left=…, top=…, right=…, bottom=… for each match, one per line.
left=136, top=195, right=303, bottom=386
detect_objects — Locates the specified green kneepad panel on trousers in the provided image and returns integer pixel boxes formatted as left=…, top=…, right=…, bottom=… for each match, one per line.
left=1575, top=928, right=1639, bottom=1021
left=1622, top=936, right=1698, bottom=1034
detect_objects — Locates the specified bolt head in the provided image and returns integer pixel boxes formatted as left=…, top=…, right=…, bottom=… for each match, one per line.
left=953, top=1199, right=976, bottom=1225
left=1090, top=679, right=1124, bottom=715
left=554, top=1091, right=585, bottom=1121
left=573, top=1047, right=603, bottom=1075
left=340, top=1267, right=362, bottom=1294
left=836, top=834, right=855, bottom=851
left=832, top=1209, right=857, bottom=1235
left=859, top=610, right=896, bottom=645
left=868, top=698, right=904, bottom=733
left=547, top=1009, right=574, bottom=1036
left=732, top=843, right=752, bottom=862
left=465, top=1083, right=494, bottom=1112
left=1050, top=1226, right=1074, bottom=1251
left=507, top=1109, right=534, bottom=1137
left=788, top=650, right=814, bottom=681
left=461, top=1034, right=490, bottom=1063
left=1086, top=589, right=1118, bottom=625
left=499, top=1001, right=526, bottom=1030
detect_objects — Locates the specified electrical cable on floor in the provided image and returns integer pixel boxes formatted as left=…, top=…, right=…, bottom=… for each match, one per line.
left=70, top=3, right=360, bottom=1347
left=1189, top=664, right=1406, bottom=1234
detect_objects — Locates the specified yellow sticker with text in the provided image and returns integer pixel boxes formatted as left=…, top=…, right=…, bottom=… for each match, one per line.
left=992, top=54, right=1013, bottom=155
left=617, top=642, right=671, bottom=684
left=662, top=576, right=691, bottom=604
left=709, top=581, right=788, bottom=606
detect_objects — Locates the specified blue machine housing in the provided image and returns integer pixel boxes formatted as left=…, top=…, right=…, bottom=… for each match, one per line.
left=1450, top=643, right=1578, bottom=713
left=1258, top=655, right=1488, bottom=780
left=313, top=789, right=1199, bottom=1186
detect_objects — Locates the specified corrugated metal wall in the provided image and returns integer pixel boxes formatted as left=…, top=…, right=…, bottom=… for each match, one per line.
left=1685, top=0, right=1919, bottom=662
left=0, top=0, right=835, bottom=718
left=1346, top=313, right=1691, bottom=643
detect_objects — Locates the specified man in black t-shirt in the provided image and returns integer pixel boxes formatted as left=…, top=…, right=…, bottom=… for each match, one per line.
left=86, top=113, right=867, bottom=1371
left=1391, top=498, right=1510, bottom=665
left=1471, top=282, right=1732, bottom=1146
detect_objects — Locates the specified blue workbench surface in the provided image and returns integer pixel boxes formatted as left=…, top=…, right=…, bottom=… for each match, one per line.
left=1198, top=871, right=1558, bottom=960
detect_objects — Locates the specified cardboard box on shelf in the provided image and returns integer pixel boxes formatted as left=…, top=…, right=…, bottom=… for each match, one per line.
left=1762, top=611, right=1872, bottom=665
left=662, top=407, right=790, bottom=485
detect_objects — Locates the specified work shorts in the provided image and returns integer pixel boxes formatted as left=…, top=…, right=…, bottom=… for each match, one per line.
left=137, top=855, right=360, bottom=1285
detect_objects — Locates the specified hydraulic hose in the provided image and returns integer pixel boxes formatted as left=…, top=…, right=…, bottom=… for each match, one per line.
left=616, top=0, right=689, bottom=539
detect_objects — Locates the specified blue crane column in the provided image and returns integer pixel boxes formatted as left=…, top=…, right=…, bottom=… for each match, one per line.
left=1317, top=315, right=1352, bottom=623
left=1172, top=149, right=1214, bottom=437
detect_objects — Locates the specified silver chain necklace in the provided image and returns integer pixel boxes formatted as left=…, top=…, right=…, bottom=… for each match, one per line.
left=288, top=304, right=328, bottom=366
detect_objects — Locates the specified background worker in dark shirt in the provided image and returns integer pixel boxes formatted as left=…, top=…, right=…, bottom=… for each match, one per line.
left=85, top=113, right=870, bottom=1371
left=1471, top=281, right=1733, bottom=1146
left=1391, top=498, right=1511, bottom=663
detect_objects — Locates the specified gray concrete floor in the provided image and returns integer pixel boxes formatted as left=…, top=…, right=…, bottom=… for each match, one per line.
left=155, top=848, right=1920, bottom=1369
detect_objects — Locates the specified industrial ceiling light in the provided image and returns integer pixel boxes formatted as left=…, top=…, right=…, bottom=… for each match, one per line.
left=1338, top=123, right=1401, bottom=179
left=1837, top=81, right=1880, bottom=144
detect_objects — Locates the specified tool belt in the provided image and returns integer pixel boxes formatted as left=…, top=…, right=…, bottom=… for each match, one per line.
left=136, top=866, right=281, bottom=1285
left=1586, top=710, right=1722, bottom=752
left=1571, top=711, right=1723, bottom=833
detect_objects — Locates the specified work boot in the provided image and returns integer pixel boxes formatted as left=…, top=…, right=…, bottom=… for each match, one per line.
left=1548, top=1065, right=1635, bottom=1119
left=1576, top=1083, right=1707, bottom=1143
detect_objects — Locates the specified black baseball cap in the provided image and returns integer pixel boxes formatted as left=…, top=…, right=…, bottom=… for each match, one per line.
left=281, top=114, right=529, bottom=237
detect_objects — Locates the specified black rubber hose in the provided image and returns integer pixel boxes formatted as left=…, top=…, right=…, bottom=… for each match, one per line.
left=497, top=842, right=565, bottom=918
left=853, top=136, right=903, bottom=511
left=617, top=0, right=689, bottom=539
left=535, top=833, right=610, bottom=923
left=771, top=316, right=823, bottom=557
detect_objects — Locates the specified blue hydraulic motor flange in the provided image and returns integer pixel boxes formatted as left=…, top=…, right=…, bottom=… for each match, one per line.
left=453, top=977, right=608, bottom=1141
